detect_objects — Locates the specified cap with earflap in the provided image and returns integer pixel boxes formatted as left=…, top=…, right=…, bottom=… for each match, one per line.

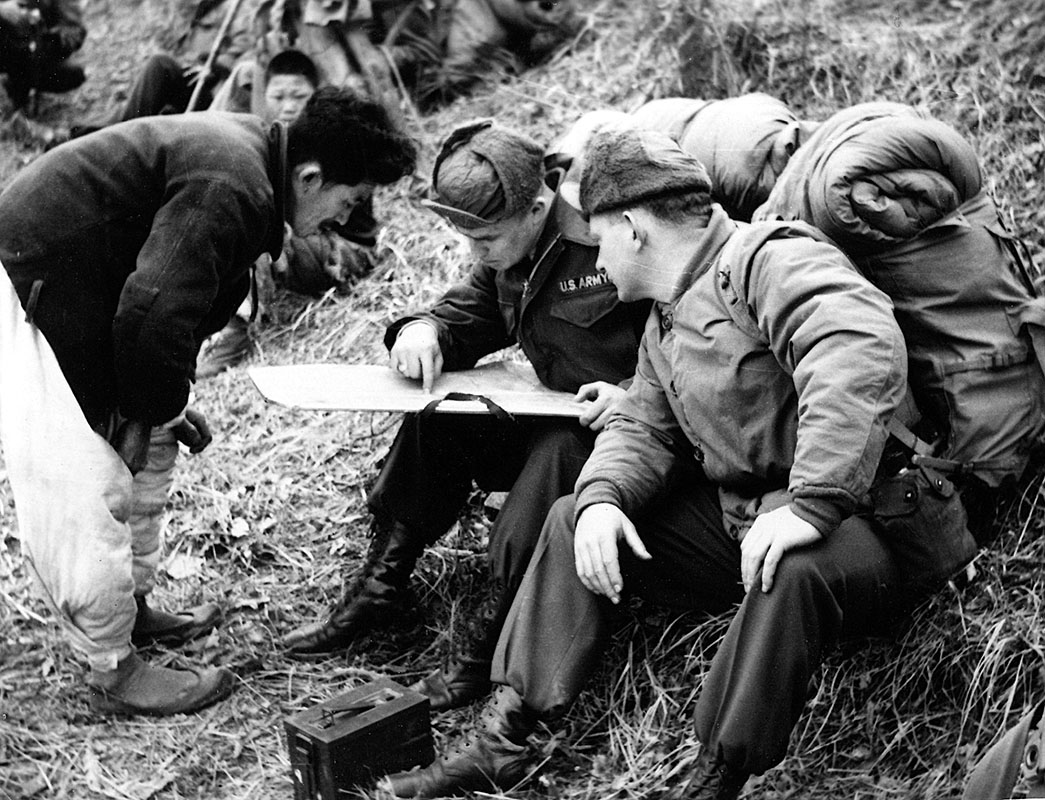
left=422, top=119, right=546, bottom=230
left=578, top=127, right=713, bottom=216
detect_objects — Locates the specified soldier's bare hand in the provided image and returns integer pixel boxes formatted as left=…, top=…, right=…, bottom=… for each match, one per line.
left=740, top=505, right=822, bottom=593
left=574, top=502, right=651, bottom=604
left=172, top=408, right=213, bottom=454
left=574, top=381, right=626, bottom=431
left=390, top=321, right=443, bottom=393
left=181, top=63, right=204, bottom=87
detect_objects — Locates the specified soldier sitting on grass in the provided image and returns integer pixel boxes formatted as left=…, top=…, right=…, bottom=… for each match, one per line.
left=379, top=126, right=958, bottom=800
left=282, top=121, right=651, bottom=726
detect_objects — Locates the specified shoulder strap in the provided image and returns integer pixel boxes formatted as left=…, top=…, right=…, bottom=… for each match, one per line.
left=419, top=391, right=515, bottom=423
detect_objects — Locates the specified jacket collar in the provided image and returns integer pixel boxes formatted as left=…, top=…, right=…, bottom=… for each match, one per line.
left=524, top=169, right=596, bottom=269
left=265, top=120, right=288, bottom=261
left=546, top=164, right=597, bottom=247
left=670, top=204, right=737, bottom=301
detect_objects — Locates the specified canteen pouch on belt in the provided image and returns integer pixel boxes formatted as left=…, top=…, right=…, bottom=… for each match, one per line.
left=869, top=463, right=977, bottom=599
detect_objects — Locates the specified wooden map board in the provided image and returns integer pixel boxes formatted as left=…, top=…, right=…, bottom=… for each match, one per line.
left=247, top=360, right=587, bottom=418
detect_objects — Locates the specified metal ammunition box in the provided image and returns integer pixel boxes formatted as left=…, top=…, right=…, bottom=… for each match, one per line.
left=285, top=677, right=434, bottom=799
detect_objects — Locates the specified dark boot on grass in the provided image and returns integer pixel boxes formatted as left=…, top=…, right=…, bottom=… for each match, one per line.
left=283, top=519, right=425, bottom=656
left=380, top=685, right=537, bottom=798
left=196, top=316, right=252, bottom=379
left=88, top=652, right=236, bottom=716
left=410, top=584, right=504, bottom=711
left=131, top=595, right=223, bottom=648
left=671, top=748, right=749, bottom=800
left=411, top=655, right=492, bottom=712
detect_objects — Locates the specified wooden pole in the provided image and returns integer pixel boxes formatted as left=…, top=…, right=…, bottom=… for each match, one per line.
left=186, top=0, right=248, bottom=112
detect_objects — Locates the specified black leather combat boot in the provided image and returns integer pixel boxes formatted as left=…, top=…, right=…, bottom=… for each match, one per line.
left=131, top=595, right=223, bottom=648
left=410, top=654, right=492, bottom=712
left=283, top=519, right=424, bottom=655
left=409, top=583, right=503, bottom=710
left=380, top=685, right=538, bottom=798
left=674, top=747, right=749, bottom=800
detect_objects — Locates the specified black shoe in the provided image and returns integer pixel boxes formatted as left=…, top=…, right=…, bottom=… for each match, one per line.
left=131, top=595, right=223, bottom=648
left=380, top=686, right=537, bottom=798
left=283, top=520, right=424, bottom=656
left=411, top=657, right=492, bottom=712
left=196, top=316, right=252, bottom=378
left=673, top=748, right=748, bottom=800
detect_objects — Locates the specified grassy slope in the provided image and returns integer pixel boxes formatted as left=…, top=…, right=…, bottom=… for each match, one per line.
left=2, top=0, right=1044, bottom=798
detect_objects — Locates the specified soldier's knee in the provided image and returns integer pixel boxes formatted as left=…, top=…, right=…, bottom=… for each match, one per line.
left=765, top=549, right=828, bottom=600
left=543, top=495, right=578, bottom=545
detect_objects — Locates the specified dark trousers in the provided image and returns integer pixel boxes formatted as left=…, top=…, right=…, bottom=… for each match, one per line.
left=368, top=411, right=597, bottom=648
left=70, top=55, right=213, bottom=139
left=492, top=477, right=902, bottom=775
left=113, top=54, right=192, bottom=122
left=0, top=34, right=84, bottom=107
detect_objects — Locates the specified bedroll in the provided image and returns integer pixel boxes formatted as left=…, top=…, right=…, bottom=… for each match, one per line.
left=853, top=190, right=1045, bottom=487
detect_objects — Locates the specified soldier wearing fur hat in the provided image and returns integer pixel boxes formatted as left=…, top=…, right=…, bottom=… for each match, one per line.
left=380, top=127, right=917, bottom=798
left=282, top=120, right=651, bottom=711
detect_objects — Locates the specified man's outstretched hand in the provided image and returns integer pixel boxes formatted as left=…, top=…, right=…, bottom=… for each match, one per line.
left=574, top=502, right=652, bottom=604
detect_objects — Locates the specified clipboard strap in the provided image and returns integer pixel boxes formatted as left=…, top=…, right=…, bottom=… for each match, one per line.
left=420, top=392, right=516, bottom=423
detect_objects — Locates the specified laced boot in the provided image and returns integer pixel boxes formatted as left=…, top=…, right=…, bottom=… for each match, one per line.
left=88, top=652, right=236, bottom=716
left=131, top=595, right=223, bottom=648
left=410, top=583, right=503, bottom=711
left=673, top=747, right=749, bottom=800
left=284, top=519, right=424, bottom=655
left=380, top=685, right=538, bottom=798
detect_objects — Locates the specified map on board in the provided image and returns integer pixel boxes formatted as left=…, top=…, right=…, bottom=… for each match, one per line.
left=247, top=360, right=587, bottom=417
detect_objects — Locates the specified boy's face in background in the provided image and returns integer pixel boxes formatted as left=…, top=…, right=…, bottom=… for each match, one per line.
left=264, top=74, right=316, bottom=124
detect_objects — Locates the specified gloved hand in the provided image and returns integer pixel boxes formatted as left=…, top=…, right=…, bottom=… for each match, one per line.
left=172, top=408, right=213, bottom=454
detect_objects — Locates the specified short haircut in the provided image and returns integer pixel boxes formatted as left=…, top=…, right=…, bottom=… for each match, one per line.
left=636, top=189, right=713, bottom=225
left=266, top=49, right=320, bottom=89
left=287, top=86, right=417, bottom=187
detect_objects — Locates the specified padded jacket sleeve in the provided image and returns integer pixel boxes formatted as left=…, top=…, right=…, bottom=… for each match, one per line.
left=113, top=177, right=266, bottom=424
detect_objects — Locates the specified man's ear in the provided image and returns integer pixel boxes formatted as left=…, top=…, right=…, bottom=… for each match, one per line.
left=292, top=161, right=324, bottom=194
left=622, top=210, right=646, bottom=251
left=529, top=193, right=550, bottom=220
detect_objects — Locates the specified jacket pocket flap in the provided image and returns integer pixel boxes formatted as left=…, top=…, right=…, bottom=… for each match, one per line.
left=548, top=287, right=620, bottom=328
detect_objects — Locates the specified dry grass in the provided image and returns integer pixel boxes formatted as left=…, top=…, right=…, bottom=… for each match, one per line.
left=2, top=0, right=1045, bottom=798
